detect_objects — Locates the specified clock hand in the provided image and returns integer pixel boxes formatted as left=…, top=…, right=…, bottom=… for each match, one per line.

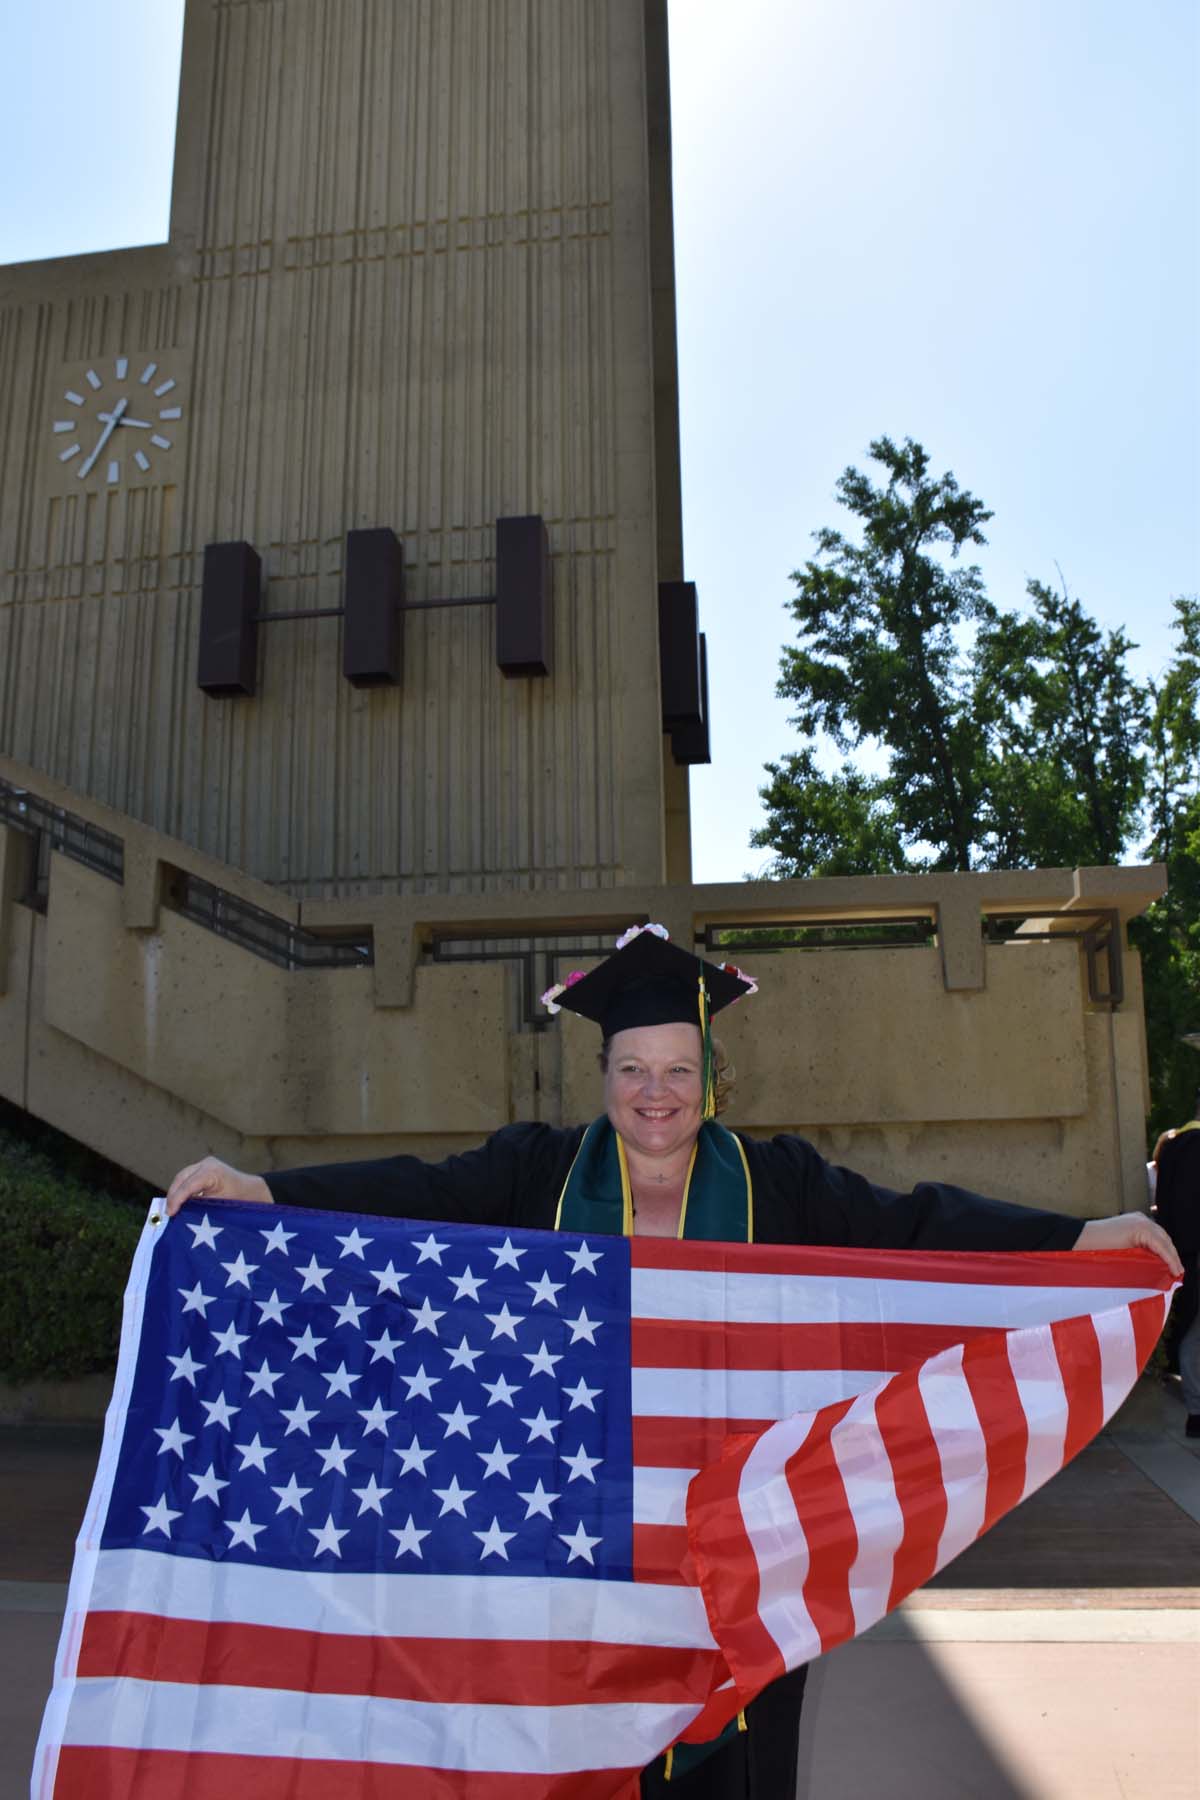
left=77, top=395, right=128, bottom=477
left=99, top=411, right=151, bottom=428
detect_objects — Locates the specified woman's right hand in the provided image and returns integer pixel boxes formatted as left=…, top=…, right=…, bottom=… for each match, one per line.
left=165, top=1157, right=274, bottom=1218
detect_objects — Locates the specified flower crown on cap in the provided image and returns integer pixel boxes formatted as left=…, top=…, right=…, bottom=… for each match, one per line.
left=540, top=921, right=671, bottom=1013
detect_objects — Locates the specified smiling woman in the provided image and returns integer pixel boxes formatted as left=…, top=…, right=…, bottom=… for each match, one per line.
left=162, top=919, right=1178, bottom=1798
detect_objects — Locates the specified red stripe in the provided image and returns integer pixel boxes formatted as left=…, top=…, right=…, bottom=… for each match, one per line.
left=632, top=1415, right=769, bottom=1468
left=1051, top=1313, right=1104, bottom=1465
left=685, top=1435, right=786, bottom=1704
left=76, top=1612, right=714, bottom=1709
left=632, top=1317, right=1006, bottom=1371
left=632, top=1523, right=694, bottom=1585
left=783, top=1396, right=858, bottom=1653
left=1130, top=1291, right=1171, bottom=1370
left=52, top=1747, right=643, bottom=1800
left=959, top=1331, right=1029, bottom=1533
left=874, top=1369, right=946, bottom=1610
left=632, top=1239, right=1173, bottom=1291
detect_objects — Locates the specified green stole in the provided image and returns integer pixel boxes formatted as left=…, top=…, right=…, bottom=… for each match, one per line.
left=556, top=1117, right=754, bottom=1782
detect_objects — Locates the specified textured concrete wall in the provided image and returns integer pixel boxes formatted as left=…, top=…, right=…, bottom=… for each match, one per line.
left=0, top=0, right=684, bottom=896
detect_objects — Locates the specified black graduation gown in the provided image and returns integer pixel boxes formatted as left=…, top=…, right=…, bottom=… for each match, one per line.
left=1155, top=1127, right=1200, bottom=1360
left=264, top=1125, right=1082, bottom=1797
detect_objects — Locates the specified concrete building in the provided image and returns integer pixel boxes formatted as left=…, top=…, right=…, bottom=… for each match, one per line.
left=0, top=0, right=1163, bottom=1210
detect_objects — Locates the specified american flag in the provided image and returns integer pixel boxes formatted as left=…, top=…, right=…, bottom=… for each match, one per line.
left=34, top=1200, right=1174, bottom=1798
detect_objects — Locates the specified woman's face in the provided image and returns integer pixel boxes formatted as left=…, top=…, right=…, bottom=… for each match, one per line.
left=603, top=1022, right=704, bottom=1162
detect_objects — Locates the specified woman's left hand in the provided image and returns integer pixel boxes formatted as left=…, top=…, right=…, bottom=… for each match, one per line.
left=1073, top=1212, right=1182, bottom=1278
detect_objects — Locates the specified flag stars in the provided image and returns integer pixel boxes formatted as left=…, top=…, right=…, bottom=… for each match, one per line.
left=485, top=1302, right=524, bottom=1341
left=288, top=1325, right=326, bottom=1361
left=446, top=1336, right=483, bottom=1372
left=409, top=1296, right=445, bottom=1337
left=332, top=1293, right=369, bottom=1330
left=564, top=1240, right=602, bottom=1275
left=246, top=1359, right=282, bottom=1397
left=526, top=1270, right=564, bottom=1308
left=225, top=1509, right=267, bottom=1552
left=255, top=1288, right=290, bottom=1327
left=335, top=1227, right=373, bottom=1259
left=365, top=1329, right=403, bottom=1365
left=308, top=1514, right=349, bottom=1558
left=523, top=1341, right=562, bottom=1379
left=490, top=1236, right=526, bottom=1269
left=566, top=1307, right=600, bottom=1346
left=352, top=1473, right=392, bottom=1516
left=357, top=1398, right=398, bottom=1437
left=394, top=1435, right=435, bottom=1477
left=390, top=1515, right=431, bottom=1558
left=477, top=1438, right=519, bottom=1479
left=220, top=1251, right=259, bottom=1290
left=432, top=1475, right=475, bottom=1517
left=323, top=1361, right=360, bottom=1398
left=200, top=1393, right=239, bottom=1431
left=260, top=1220, right=297, bottom=1255
left=474, top=1517, right=517, bottom=1561
left=449, top=1265, right=485, bottom=1302
left=234, top=1433, right=276, bottom=1474
left=402, top=1364, right=440, bottom=1403
left=178, top=1281, right=214, bottom=1317
left=562, top=1444, right=602, bottom=1484
left=271, top=1472, right=312, bottom=1515
left=518, top=1478, right=560, bottom=1521
left=167, top=1348, right=205, bottom=1387
left=521, top=1408, right=560, bottom=1445
left=188, top=1463, right=229, bottom=1505
left=297, top=1255, right=332, bottom=1293
left=481, top=1372, right=522, bottom=1408
left=438, top=1401, right=479, bottom=1440
left=564, top=1376, right=601, bottom=1412
left=280, top=1396, right=320, bottom=1437
left=413, top=1231, right=448, bottom=1265
left=315, top=1436, right=354, bottom=1477
left=371, top=1260, right=404, bottom=1297
left=186, top=1214, right=222, bottom=1251
left=141, top=1495, right=181, bottom=1538
left=211, top=1320, right=250, bottom=1359
left=154, top=1418, right=194, bottom=1458
left=559, top=1520, right=602, bottom=1565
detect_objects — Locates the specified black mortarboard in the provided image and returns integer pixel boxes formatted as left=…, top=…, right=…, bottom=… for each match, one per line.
left=541, top=924, right=757, bottom=1117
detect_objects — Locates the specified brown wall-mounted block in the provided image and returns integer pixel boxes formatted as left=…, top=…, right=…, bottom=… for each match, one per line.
left=198, top=541, right=261, bottom=697
left=671, top=632, right=710, bottom=764
left=496, top=515, right=552, bottom=676
left=344, top=528, right=404, bottom=687
left=658, top=581, right=702, bottom=729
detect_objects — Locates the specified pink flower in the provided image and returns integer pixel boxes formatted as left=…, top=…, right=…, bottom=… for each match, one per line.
left=614, top=921, right=670, bottom=950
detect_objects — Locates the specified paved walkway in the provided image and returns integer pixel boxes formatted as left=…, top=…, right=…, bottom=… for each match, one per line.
left=5, top=1379, right=1198, bottom=1799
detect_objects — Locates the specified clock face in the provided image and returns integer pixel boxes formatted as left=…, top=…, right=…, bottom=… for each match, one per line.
left=50, top=354, right=184, bottom=487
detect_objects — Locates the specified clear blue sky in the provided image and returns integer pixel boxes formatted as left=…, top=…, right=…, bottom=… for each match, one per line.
left=2, top=1, right=1196, bottom=880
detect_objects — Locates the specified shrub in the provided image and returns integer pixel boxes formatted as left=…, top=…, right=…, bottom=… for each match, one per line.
left=0, top=1135, right=143, bottom=1381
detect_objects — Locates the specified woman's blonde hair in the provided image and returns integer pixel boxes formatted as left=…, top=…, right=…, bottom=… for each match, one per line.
left=599, top=1034, right=736, bottom=1116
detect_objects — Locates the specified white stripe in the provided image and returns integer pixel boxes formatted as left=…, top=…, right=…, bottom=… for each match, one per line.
left=634, top=1267, right=1159, bottom=1329
left=1093, top=1303, right=1139, bottom=1425
left=919, top=1348, right=989, bottom=1572
left=1007, top=1322, right=1068, bottom=1502
left=633, top=1364, right=884, bottom=1419
left=633, top=1467, right=695, bottom=1527
left=33, top=1204, right=164, bottom=1800
left=737, top=1414, right=821, bottom=1667
left=836, top=1388, right=905, bottom=1635
left=86, top=1547, right=716, bottom=1650
left=61, top=1676, right=701, bottom=1775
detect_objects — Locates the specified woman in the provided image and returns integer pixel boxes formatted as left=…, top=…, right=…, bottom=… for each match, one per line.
left=165, top=924, right=1179, bottom=1795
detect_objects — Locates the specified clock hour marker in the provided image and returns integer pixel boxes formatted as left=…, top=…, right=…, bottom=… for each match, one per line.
left=64, top=390, right=84, bottom=407
left=159, top=406, right=182, bottom=420
left=115, top=356, right=128, bottom=379
left=85, top=368, right=102, bottom=389
left=150, top=434, right=171, bottom=450
left=134, top=450, right=150, bottom=472
left=59, top=444, right=81, bottom=462
left=107, top=460, right=120, bottom=484
left=154, top=378, right=176, bottom=397
left=53, top=420, right=76, bottom=433
left=140, top=362, right=158, bottom=384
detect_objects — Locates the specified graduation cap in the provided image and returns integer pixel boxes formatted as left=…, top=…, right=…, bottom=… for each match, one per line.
left=541, top=923, right=757, bottom=1119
